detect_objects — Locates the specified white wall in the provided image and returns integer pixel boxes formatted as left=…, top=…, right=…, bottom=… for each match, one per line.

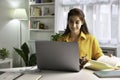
left=0, top=0, right=29, bottom=67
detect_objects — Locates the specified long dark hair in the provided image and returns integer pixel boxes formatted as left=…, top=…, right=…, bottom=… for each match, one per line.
left=63, top=8, right=89, bottom=36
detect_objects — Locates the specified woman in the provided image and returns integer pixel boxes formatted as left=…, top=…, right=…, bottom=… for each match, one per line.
left=58, top=8, right=104, bottom=61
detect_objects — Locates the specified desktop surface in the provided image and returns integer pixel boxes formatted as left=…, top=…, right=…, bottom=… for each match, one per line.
left=0, top=66, right=120, bottom=80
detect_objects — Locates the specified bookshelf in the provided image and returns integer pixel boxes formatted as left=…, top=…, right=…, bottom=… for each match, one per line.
left=29, top=0, right=55, bottom=40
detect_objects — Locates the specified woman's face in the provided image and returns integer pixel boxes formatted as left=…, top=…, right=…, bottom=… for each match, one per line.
left=68, top=15, right=83, bottom=34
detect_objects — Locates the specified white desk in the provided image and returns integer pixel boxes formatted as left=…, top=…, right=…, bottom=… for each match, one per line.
left=0, top=66, right=119, bottom=80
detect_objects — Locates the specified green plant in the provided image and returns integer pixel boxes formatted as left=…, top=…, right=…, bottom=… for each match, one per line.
left=0, top=48, right=10, bottom=60
left=14, top=42, right=36, bottom=66
left=51, top=33, right=61, bottom=41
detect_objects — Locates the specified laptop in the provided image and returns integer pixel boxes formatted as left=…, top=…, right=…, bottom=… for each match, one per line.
left=35, top=41, right=80, bottom=72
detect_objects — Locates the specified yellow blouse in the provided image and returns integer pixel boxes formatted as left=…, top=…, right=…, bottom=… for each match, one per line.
left=58, top=32, right=104, bottom=60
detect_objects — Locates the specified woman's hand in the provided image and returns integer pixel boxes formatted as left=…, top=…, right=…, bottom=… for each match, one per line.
left=79, top=55, right=88, bottom=69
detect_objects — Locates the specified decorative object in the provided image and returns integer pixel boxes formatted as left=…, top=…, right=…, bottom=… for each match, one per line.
left=14, top=42, right=36, bottom=66
left=0, top=48, right=10, bottom=60
left=13, top=8, right=28, bottom=47
left=13, top=8, right=28, bottom=66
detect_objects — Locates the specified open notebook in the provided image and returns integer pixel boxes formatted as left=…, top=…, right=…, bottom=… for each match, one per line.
left=85, top=56, right=120, bottom=70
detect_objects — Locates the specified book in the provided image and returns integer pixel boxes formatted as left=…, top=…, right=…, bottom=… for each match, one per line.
left=84, top=56, right=120, bottom=70
left=94, top=70, right=120, bottom=78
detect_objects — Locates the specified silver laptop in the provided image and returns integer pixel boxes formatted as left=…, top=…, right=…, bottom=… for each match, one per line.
left=35, top=41, right=80, bottom=72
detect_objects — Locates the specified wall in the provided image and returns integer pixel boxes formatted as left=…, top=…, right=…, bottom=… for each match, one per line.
left=0, top=0, right=29, bottom=67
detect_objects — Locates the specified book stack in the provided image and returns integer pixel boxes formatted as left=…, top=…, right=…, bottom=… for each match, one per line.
left=36, top=0, right=54, bottom=3
left=35, top=0, right=41, bottom=3
left=31, top=7, right=41, bottom=17
left=30, top=21, right=46, bottom=29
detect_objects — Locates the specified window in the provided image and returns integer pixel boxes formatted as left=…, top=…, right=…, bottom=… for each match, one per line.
left=93, top=4, right=111, bottom=44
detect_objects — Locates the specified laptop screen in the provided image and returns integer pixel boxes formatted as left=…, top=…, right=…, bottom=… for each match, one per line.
left=35, top=41, right=80, bottom=72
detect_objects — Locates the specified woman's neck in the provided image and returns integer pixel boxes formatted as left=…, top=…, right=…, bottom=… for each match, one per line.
left=69, top=32, right=80, bottom=42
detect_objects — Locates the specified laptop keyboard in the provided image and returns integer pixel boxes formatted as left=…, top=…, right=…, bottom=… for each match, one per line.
left=0, top=72, right=23, bottom=80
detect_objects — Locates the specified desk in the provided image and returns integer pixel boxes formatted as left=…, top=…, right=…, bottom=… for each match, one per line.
left=0, top=66, right=119, bottom=80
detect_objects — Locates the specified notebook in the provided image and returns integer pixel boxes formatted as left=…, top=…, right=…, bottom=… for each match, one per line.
left=35, top=41, right=80, bottom=72
left=94, top=70, right=120, bottom=78
left=0, top=72, right=23, bottom=80
left=15, top=73, right=42, bottom=80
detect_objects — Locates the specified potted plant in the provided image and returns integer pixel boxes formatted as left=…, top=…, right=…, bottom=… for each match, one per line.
left=14, top=42, right=36, bottom=66
left=0, top=48, right=10, bottom=60
left=51, top=33, right=61, bottom=41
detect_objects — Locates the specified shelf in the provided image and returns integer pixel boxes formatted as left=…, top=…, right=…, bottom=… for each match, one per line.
left=30, top=16, right=54, bottom=18
left=29, top=0, right=55, bottom=41
left=30, top=2, right=54, bottom=6
left=30, top=29, right=54, bottom=32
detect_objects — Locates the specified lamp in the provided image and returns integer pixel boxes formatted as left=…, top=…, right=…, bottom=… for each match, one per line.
left=13, top=8, right=27, bottom=20
left=13, top=8, right=27, bottom=47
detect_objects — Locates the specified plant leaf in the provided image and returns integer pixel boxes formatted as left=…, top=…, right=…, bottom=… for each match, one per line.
left=21, top=42, right=30, bottom=55
left=14, top=48, right=26, bottom=64
left=51, top=33, right=61, bottom=41
left=29, top=54, right=36, bottom=66
left=21, top=42, right=30, bottom=65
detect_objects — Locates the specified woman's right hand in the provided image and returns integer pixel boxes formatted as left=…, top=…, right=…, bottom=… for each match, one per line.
left=79, top=56, right=88, bottom=69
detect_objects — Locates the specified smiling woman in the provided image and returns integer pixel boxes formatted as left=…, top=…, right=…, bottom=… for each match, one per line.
left=58, top=8, right=104, bottom=61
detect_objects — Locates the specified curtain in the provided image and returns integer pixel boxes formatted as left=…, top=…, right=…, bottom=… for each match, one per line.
left=62, top=0, right=110, bottom=5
